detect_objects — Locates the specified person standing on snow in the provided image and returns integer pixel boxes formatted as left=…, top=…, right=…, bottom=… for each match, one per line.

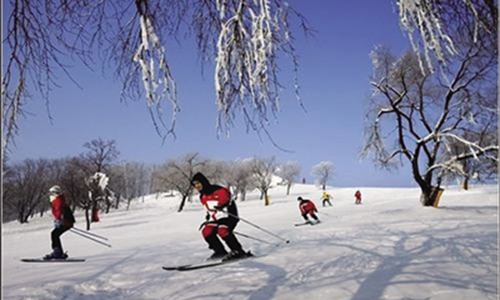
left=355, top=190, right=362, bottom=205
left=44, top=185, right=75, bottom=259
left=191, top=172, right=251, bottom=261
left=297, top=196, right=320, bottom=224
left=321, top=191, right=333, bottom=207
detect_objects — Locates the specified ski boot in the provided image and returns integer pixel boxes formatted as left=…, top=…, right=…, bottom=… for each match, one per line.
left=222, top=250, right=253, bottom=262
left=43, top=248, right=68, bottom=260
left=207, top=250, right=228, bottom=261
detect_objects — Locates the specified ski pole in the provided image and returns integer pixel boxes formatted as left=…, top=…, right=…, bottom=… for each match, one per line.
left=319, top=211, right=337, bottom=218
left=234, top=231, right=279, bottom=246
left=70, top=229, right=112, bottom=248
left=224, top=211, right=290, bottom=244
left=71, top=227, right=109, bottom=241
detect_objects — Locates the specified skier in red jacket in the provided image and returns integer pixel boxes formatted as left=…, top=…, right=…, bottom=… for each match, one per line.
left=355, top=190, right=362, bottom=205
left=191, top=172, right=251, bottom=261
left=44, top=185, right=75, bottom=260
left=298, top=196, right=320, bottom=224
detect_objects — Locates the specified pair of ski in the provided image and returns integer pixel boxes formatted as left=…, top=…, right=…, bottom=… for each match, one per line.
left=294, top=220, right=321, bottom=226
left=163, top=253, right=254, bottom=272
left=21, top=258, right=86, bottom=263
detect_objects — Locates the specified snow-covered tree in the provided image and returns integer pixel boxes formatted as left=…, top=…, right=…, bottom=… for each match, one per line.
left=156, top=153, right=206, bottom=212
left=202, top=160, right=231, bottom=188
left=227, top=159, right=257, bottom=201
left=57, top=157, right=88, bottom=213
left=2, top=0, right=310, bottom=157
left=362, top=42, right=497, bottom=206
left=312, top=161, right=334, bottom=190
left=2, top=159, right=51, bottom=223
left=276, top=161, right=301, bottom=195
left=249, top=156, right=278, bottom=205
left=80, top=138, right=120, bottom=174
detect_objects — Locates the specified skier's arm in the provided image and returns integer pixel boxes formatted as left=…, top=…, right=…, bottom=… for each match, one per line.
left=213, top=188, right=231, bottom=211
left=52, top=198, right=64, bottom=220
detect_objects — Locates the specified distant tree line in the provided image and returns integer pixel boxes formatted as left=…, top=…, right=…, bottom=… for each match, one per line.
left=3, top=138, right=340, bottom=224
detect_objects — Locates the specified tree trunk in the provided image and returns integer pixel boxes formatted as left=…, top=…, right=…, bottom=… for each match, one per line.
left=286, top=184, right=291, bottom=195
left=178, top=195, right=188, bottom=212
left=322, top=184, right=326, bottom=190
left=19, top=212, right=28, bottom=224
left=462, top=177, right=469, bottom=190
left=114, top=194, right=121, bottom=209
left=264, top=191, right=270, bottom=206
left=105, top=197, right=111, bottom=213
left=420, top=186, right=444, bottom=207
left=85, top=208, right=91, bottom=230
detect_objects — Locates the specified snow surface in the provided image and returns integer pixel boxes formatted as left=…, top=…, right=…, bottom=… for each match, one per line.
left=2, top=184, right=498, bottom=300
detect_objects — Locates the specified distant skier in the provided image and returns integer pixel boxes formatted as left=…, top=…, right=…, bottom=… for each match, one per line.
left=321, top=191, right=333, bottom=207
left=191, top=172, right=251, bottom=261
left=297, top=196, right=320, bottom=224
left=44, top=185, right=75, bottom=260
left=355, top=190, right=362, bottom=205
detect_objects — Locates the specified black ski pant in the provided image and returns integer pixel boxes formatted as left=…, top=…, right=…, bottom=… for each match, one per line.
left=51, top=225, right=71, bottom=251
left=302, top=212, right=319, bottom=221
left=204, top=217, right=243, bottom=254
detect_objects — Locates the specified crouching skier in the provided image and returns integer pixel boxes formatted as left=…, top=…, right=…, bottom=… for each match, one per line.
left=191, top=172, right=252, bottom=262
left=297, top=196, right=321, bottom=224
left=44, top=185, right=75, bottom=260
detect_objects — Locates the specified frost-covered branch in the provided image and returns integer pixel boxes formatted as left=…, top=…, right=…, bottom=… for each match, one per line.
left=213, top=0, right=309, bottom=135
left=397, top=0, right=497, bottom=74
left=133, top=0, right=179, bottom=138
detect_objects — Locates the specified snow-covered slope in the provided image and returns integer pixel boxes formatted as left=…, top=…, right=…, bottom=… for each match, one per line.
left=2, top=184, right=498, bottom=300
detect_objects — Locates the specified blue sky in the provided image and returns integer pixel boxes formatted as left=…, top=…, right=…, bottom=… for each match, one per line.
left=4, top=0, right=418, bottom=187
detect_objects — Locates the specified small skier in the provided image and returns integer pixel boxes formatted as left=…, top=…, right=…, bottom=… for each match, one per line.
left=297, top=196, right=320, bottom=224
left=355, top=190, right=362, bottom=205
left=44, top=185, right=75, bottom=260
left=321, top=191, right=333, bottom=207
left=191, top=172, right=251, bottom=261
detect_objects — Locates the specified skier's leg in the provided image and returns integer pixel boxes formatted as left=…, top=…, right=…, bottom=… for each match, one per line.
left=202, top=223, right=227, bottom=256
left=302, top=213, right=310, bottom=221
left=219, top=218, right=250, bottom=260
left=218, top=218, right=243, bottom=252
left=310, top=212, right=319, bottom=221
left=48, top=226, right=69, bottom=258
left=51, top=227, right=64, bottom=250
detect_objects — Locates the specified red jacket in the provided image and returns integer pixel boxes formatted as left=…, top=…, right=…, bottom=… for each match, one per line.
left=51, top=194, right=66, bottom=220
left=50, top=193, right=74, bottom=227
left=299, top=199, right=317, bottom=215
left=200, top=187, right=232, bottom=221
left=355, top=191, right=362, bottom=200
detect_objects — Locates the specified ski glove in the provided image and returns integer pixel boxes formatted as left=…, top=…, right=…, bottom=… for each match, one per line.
left=53, top=219, right=62, bottom=228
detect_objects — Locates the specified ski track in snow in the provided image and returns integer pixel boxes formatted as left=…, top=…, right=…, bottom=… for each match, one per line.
left=3, top=184, right=498, bottom=300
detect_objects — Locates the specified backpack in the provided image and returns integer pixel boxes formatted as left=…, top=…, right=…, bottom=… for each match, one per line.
left=62, top=205, right=76, bottom=224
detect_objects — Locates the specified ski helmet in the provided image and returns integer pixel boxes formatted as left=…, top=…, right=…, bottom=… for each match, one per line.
left=49, top=185, right=62, bottom=195
left=297, top=196, right=303, bottom=201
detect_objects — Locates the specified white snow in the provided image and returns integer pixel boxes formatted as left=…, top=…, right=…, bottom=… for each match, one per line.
left=2, top=184, right=498, bottom=300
